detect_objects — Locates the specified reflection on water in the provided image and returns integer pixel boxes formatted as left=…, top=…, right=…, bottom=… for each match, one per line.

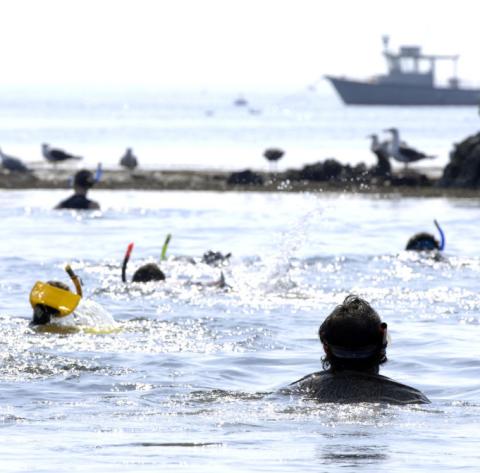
left=1, top=190, right=480, bottom=471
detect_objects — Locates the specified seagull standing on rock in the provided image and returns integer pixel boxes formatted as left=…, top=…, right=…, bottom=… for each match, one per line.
left=384, top=128, right=435, bottom=168
left=263, top=147, right=285, bottom=172
left=367, top=134, right=391, bottom=177
left=119, top=148, right=138, bottom=170
left=0, top=147, right=30, bottom=173
left=42, top=143, right=83, bottom=164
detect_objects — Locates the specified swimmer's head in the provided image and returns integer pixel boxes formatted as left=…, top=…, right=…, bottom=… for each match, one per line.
left=131, top=263, right=166, bottom=283
left=31, top=280, right=72, bottom=326
left=319, top=295, right=387, bottom=373
left=74, top=169, right=95, bottom=190
left=405, top=232, right=440, bottom=251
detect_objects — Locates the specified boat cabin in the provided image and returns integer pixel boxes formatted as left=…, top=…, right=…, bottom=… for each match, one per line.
left=378, top=37, right=459, bottom=88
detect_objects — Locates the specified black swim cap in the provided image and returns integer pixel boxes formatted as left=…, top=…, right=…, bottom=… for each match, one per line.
left=74, top=169, right=95, bottom=189
left=406, top=232, right=440, bottom=251
left=132, top=263, right=166, bottom=283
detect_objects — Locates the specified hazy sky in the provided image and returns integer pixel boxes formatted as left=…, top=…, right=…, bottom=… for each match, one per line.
left=1, top=0, right=478, bottom=92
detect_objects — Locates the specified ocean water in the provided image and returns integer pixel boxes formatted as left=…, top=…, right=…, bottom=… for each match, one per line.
left=0, top=86, right=479, bottom=172
left=1, top=189, right=480, bottom=472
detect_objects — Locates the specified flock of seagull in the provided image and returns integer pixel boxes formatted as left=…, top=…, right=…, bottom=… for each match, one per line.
left=0, top=128, right=435, bottom=175
left=0, top=145, right=138, bottom=174
left=369, top=127, right=436, bottom=169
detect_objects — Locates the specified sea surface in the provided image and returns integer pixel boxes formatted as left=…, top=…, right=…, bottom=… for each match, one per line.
left=1, top=189, right=480, bottom=472
left=0, top=86, right=479, bottom=172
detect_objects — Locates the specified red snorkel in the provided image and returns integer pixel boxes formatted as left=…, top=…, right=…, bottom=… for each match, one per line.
left=122, top=242, right=134, bottom=283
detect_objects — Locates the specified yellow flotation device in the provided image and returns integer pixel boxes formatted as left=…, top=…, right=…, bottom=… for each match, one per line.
left=29, top=264, right=83, bottom=317
left=29, top=281, right=81, bottom=317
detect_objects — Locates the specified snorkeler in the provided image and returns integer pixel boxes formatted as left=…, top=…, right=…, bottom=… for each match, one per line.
left=30, top=265, right=83, bottom=326
left=406, top=219, right=445, bottom=252
left=121, top=240, right=167, bottom=283
left=122, top=239, right=228, bottom=288
left=55, top=169, right=100, bottom=210
left=287, top=295, right=430, bottom=404
left=29, top=265, right=117, bottom=332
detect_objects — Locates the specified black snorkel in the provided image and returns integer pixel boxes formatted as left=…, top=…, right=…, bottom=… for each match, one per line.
left=122, top=242, right=134, bottom=283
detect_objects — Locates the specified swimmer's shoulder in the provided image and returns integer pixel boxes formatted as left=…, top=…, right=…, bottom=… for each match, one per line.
left=286, top=370, right=430, bottom=405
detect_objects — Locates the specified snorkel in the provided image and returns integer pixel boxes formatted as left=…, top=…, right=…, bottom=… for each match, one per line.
left=161, top=234, right=171, bottom=261
left=434, top=219, right=445, bottom=251
left=65, top=264, right=82, bottom=297
left=94, top=162, right=103, bottom=183
left=122, top=242, right=134, bottom=283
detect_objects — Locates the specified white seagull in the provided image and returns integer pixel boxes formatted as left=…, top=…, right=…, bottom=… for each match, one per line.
left=119, top=148, right=138, bottom=170
left=384, top=128, right=436, bottom=167
left=42, top=143, right=82, bottom=164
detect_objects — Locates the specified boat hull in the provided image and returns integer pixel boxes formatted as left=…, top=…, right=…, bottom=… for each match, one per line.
left=326, top=76, right=480, bottom=105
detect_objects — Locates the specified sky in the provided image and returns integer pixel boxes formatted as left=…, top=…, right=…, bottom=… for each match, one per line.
left=0, top=0, right=479, bottom=93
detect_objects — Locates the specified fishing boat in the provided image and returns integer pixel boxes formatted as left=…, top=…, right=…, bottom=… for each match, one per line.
left=326, top=37, right=480, bottom=105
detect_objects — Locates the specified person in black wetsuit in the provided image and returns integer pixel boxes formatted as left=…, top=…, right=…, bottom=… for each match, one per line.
left=55, top=169, right=100, bottom=210
left=287, top=295, right=430, bottom=404
left=406, top=220, right=445, bottom=252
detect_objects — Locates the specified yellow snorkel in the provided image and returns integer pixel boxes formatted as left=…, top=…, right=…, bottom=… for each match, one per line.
left=65, top=264, right=83, bottom=297
left=29, top=265, right=83, bottom=317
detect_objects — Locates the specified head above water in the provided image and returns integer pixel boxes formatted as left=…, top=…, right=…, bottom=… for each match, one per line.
left=31, top=280, right=72, bottom=326
left=406, top=220, right=445, bottom=252
left=405, top=232, right=440, bottom=251
left=319, top=295, right=387, bottom=373
left=74, top=169, right=95, bottom=190
left=131, top=263, right=166, bottom=283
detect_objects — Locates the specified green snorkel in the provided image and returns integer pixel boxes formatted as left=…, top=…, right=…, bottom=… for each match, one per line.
left=161, top=234, right=172, bottom=261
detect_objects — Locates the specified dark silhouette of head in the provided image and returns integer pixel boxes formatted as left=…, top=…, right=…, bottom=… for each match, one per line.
left=405, top=232, right=440, bottom=251
left=31, top=281, right=71, bottom=326
left=132, top=263, right=166, bottom=283
left=74, top=169, right=95, bottom=191
left=319, top=295, right=387, bottom=373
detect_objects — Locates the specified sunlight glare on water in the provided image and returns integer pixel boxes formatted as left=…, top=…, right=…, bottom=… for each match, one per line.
left=1, top=190, right=480, bottom=472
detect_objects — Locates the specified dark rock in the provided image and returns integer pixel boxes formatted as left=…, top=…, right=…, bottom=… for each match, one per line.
left=227, top=169, right=264, bottom=186
left=439, top=132, right=480, bottom=188
left=300, top=159, right=343, bottom=181
left=390, top=173, right=431, bottom=187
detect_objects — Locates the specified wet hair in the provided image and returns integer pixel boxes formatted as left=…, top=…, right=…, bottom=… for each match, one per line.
left=132, top=263, right=166, bottom=283
left=319, top=295, right=387, bottom=372
left=74, top=169, right=95, bottom=189
left=31, top=281, right=71, bottom=326
left=405, top=232, right=440, bottom=251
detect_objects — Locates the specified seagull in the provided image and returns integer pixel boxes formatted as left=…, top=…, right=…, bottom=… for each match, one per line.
left=42, top=143, right=82, bottom=164
left=263, top=147, right=285, bottom=172
left=0, top=147, right=30, bottom=173
left=367, top=134, right=391, bottom=177
left=119, top=147, right=138, bottom=170
left=384, top=128, right=435, bottom=167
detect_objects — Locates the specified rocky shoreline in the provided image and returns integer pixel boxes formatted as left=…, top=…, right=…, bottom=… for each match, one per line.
left=2, top=132, right=480, bottom=197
